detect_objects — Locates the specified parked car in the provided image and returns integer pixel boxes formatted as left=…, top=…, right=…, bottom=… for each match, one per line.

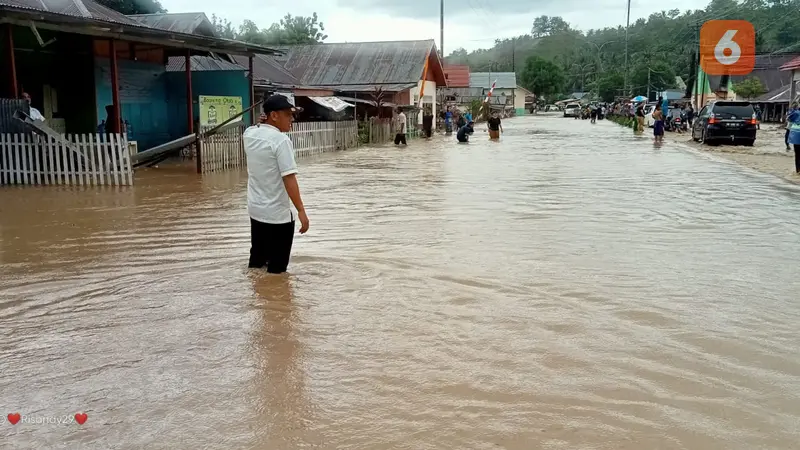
left=691, top=101, right=757, bottom=146
left=564, top=103, right=581, bottom=118
left=643, top=103, right=657, bottom=127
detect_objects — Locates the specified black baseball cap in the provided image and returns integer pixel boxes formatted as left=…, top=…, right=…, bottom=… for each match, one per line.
left=262, top=94, right=303, bottom=114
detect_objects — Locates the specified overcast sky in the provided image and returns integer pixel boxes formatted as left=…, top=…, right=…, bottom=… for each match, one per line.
left=160, top=0, right=711, bottom=53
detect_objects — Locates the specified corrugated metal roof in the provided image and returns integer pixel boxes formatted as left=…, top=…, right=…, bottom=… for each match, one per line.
left=470, top=72, right=517, bottom=89
left=0, top=0, right=280, bottom=56
left=311, top=83, right=417, bottom=92
left=443, top=64, right=470, bottom=87
left=129, top=12, right=214, bottom=36
left=780, top=55, right=800, bottom=71
left=753, top=84, right=791, bottom=103
left=272, top=40, right=437, bottom=87
left=232, top=54, right=299, bottom=86
left=166, top=55, right=245, bottom=72
left=0, top=0, right=141, bottom=26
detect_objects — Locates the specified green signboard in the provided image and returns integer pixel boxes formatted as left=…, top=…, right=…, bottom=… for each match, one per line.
left=199, top=95, right=243, bottom=127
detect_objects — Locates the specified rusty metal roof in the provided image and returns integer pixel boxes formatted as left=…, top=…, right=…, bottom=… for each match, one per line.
left=780, top=55, right=800, bottom=72
left=443, top=64, right=470, bottom=87
left=0, top=0, right=280, bottom=56
left=0, top=0, right=141, bottom=25
left=311, top=83, right=417, bottom=92
left=129, top=12, right=215, bottom=36
left=231, top=54, right=299, bottom=87
left=271, top=40, right=441, bottom=87
left=166, top=55, right=245, bottom=72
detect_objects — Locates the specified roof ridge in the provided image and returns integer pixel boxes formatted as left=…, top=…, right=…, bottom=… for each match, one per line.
left=128, top=12, right=206, bottom=17
left=277, top=39, right=435, bottom=47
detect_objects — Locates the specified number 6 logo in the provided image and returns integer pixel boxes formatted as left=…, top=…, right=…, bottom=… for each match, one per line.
left=700, top=20, right=755, bottom=76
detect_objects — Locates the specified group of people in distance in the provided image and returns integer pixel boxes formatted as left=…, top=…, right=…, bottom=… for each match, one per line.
left=454, top=111, right=504, bottom=143
left=394, top=106, right=504, bottom=145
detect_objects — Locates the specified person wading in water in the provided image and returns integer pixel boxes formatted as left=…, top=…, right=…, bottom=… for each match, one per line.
left=394, top=107, right=407, bottom=146
left=456, top=120, right=474, bottom=143
left=487, top=111, right=503, bottom=140
left=243, top=94, right=310, bottom=274
left=422, top=107, right=434, bottom=139
left=652, top=104, right=665, bottom=144
left=787, top=103, right=800, bottom=173
left=635, top=103, right=645, bottom=133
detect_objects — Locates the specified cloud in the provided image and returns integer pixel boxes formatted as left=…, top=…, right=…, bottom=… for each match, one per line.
left=159, top=0, right=710, bottom=52
left=333, top=0, right=644, bottom=21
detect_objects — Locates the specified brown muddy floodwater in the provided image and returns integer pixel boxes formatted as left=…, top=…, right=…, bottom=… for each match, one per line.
left=2, top=115, right=800, bottom=449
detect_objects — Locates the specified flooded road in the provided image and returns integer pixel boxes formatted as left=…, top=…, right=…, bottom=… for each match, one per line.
left=2, top=115, right=800, bottom=449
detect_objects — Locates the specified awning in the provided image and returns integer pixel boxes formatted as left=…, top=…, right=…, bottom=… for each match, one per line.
left=308, top=96, right=355, bottom=112
left=335, top=96, right=397, bottom=108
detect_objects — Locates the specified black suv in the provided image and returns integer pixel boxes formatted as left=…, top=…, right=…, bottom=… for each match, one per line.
left=691, top=101, right=757, bottom=146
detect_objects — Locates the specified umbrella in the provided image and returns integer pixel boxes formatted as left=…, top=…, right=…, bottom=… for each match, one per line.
left=631, top=95, right=647, bottom=102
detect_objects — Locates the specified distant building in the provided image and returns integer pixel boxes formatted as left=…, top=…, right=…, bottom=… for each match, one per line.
left=692, top=53, right=800, bottom=107
left=236, top=40, right=447, bottom=123
left=470, top=72, right=529, bottom=115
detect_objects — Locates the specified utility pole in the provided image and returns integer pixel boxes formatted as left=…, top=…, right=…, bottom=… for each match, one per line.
left=512, top=40, right=515, bottom=72
left=695, top=24, right=702, bottom=109
left=623, top=0, right=631, bottom=97
left=647, top=67, right=651, bottom=101
left=440, top=0, right=444, bottom=58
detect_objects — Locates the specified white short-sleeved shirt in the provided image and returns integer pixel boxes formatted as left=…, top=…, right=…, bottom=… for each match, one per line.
left=397, top=112, right=407, bottom=133
left=243, top=124, right=298, bottom=224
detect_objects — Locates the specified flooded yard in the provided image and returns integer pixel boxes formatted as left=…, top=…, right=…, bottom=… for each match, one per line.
left=2, top=115, right=800, bottom=449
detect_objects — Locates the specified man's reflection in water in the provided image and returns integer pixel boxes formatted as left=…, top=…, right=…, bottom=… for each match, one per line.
left=249, top=274, right=320, bottom=448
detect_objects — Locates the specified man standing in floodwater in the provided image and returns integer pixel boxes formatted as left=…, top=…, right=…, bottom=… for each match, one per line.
left=422, top=107, right=434, bottom=139
left=394, top=107, right=407, bottom=146
left=487, top=112, right=502, bottom=139
left=243, top=94, right=310, bottom=274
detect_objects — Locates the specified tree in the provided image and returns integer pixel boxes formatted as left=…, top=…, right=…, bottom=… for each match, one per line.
left=531, top=15, right=572, bottom=38
left=630, top=61, right=676, bottom=95
left=733, top=77, right=767, bottom=99
left=520, top=56, right=565, bottom=100
left=211, top=13, right=327, bottom=46
left=451, top=1, right=800, bottom=101
left=594, top=71, right=625, bottom=102
left=96, top=0, right=165, bottom=14
left=211, top=14, right=236, bottom=39
left=274, top=13, right=327, bottom=44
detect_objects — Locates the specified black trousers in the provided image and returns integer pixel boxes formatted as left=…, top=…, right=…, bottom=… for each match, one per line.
left=248, top=217, right=295, bottom=273
left=394, top=133, right=407, bottom=145
left=795, top=144, right=800, bottom=172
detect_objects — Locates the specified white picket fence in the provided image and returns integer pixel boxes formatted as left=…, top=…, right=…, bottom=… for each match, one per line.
left=287, top=121, right=359, bottom=158
left=197, top=121, right=359, bottom=173
left=198, top=123, right=246, bottom=174
left=0, top=133, right=133, bottom=186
